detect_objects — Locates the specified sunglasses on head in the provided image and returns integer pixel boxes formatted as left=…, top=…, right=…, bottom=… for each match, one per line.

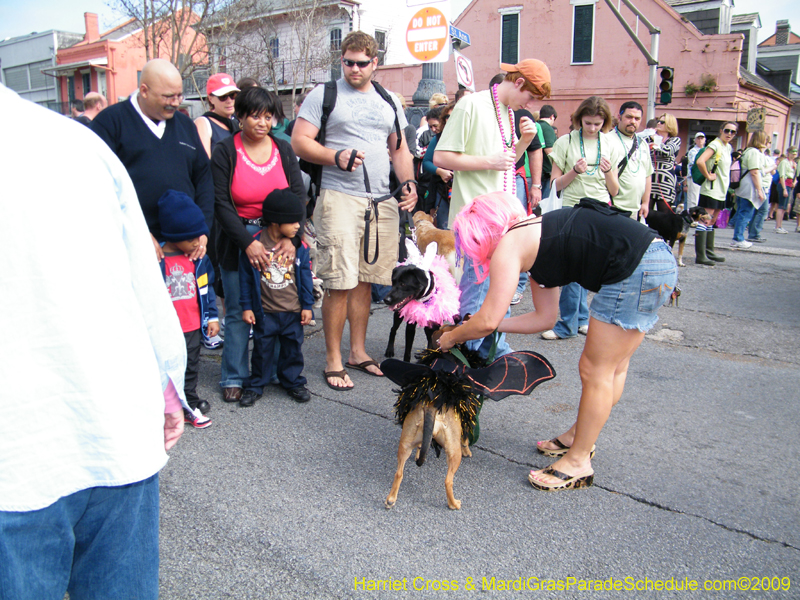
left=217, top=92, right=237, bottom=101
left=342, top=58, right=373, bottom=68
left=723, top=128, right=737, bottom=135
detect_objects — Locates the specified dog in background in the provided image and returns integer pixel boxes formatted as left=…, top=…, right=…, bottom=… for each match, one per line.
left=646, top=201, right=707, bottom=267
left=412, top=211, right=459, bottom=281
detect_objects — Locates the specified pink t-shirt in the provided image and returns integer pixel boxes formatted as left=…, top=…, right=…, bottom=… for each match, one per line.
left=231, top=133, right=289, bottom=219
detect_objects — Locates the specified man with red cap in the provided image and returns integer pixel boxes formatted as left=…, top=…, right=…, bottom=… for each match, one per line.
left=433, top=59, right=551, bottom=360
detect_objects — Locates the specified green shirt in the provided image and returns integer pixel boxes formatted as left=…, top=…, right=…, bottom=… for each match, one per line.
left=551, top=130, right=623, bottom=207
left=608, top=129, right=654, bottom=214
left=699, top=138, right=732, bottom=201
left=436, top=90, right=515, bottom=225
left=778, top=158, right=796, bottom=182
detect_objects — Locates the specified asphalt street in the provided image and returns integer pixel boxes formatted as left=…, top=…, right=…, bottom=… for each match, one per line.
left=159, top=223, right=800, bottom=599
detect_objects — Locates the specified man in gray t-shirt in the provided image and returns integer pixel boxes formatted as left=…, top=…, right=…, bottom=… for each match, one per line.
left=292, top=31, right=416, bottom=390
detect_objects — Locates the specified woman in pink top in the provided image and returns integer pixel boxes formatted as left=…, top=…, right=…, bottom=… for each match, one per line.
left=211, top=87, right=307, bottom=404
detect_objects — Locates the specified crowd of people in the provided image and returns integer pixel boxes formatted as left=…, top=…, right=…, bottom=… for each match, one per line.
left=4, top=25, right=798, bottom=597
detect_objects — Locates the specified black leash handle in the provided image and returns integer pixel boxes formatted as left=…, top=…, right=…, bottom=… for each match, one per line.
left=361, top=163, right=416, bottom=265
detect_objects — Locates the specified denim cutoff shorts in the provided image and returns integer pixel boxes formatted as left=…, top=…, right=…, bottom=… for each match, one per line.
left=589, top=241, right=677, bottom=332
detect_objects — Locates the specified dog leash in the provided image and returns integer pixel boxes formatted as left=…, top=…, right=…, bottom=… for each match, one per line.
left=361, top=163, right=416, bottom=265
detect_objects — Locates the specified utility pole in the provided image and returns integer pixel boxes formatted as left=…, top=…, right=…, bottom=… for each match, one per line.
left=604, top=0, right=660, bottom=121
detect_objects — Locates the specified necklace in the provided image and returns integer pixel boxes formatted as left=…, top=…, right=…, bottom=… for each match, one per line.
left=491, top=84, right=517, bottom=195
left=579, top=128, right=601, bottom=176
left=615, top=127, right=641, bottom=174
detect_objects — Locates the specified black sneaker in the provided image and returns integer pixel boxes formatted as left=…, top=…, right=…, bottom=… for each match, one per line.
left=239, top=390, right=261, bottom=408
left=287, top=386, right=311, bottom=403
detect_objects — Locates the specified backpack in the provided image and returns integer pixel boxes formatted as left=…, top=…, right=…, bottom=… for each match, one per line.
left=298, top=80, right=402, bottom=215
left=729, top=154, right=742, bottom=190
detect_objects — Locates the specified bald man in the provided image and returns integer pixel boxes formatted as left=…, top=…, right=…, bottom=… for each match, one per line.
left=74, top=92, right=107, bottom=126
left=92, top=59, right=214, bottom=262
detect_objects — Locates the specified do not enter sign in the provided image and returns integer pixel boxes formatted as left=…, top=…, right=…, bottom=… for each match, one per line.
left=406, top=6, right=448, bottom=62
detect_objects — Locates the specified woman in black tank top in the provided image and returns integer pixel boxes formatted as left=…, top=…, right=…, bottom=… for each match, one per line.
left=438, top=192, right=676, bottom=492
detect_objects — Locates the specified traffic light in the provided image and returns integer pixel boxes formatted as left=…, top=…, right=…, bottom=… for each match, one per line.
left=659, top=66, right=674, bottom=105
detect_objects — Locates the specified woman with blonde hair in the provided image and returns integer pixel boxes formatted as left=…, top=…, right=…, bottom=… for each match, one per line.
left=437, top=192, right=677, bottom=491
left=649, top=113, right=681, bottom=208
left=540, top=95, right=622, bottom=341
left=730, top=131, right=775, bottom=248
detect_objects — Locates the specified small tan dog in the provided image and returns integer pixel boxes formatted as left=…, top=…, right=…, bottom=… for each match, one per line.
left=412, top=212, right=459, bottom=281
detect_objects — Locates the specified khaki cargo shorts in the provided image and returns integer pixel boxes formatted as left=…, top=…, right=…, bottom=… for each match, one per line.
left=313, top=188, right=399, bottom=290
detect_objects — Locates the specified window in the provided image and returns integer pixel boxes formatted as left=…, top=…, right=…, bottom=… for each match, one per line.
left=29, top=60, right=52, bottom=90
left=3, top=66, right=29, bottom=92
left=330, top=28, right=342, bottom=80
left=572, top=0, right=596, bottom=64
left=269, top=38, right=279, bottom=59
left=500, top=12, right=519, bottom=65
left=67, top=76, right=76, bottom=103
left=375, top=30, right=387, bottom=66
left=82, top=72, right=92, bottom=95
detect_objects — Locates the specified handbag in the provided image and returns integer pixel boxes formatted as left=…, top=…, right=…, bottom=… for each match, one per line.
left=716, top=208, right=731, bottom=229
left=539, top=178, right=562, bottom=214
left=691, top=161, right=706, bottom=185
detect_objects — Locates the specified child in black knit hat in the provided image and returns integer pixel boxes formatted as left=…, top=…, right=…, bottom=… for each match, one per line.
left=238, top=189, right=314, bottom=406
left=158, top=190, right=220, bottom=428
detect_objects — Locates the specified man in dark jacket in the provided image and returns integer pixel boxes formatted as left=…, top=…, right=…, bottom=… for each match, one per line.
left=92, top=58, right=214, bottom=263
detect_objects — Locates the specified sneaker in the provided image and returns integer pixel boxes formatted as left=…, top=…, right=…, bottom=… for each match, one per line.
left=747, top=237, right=766, bottom=243
left=578, top=325, right=589, bottom=335
left=287, top=386, right=311, bottom=403
left=730, top=240, right=752, bottom=249
left=202, top=334, right=224, bottom=350
left=510, top=292, right=523, bottom=306
left=184, top=407, right=212, bottom=429
left=775, top=227, right=788, bottom=234
left=541, top=330, right=562, bottom=340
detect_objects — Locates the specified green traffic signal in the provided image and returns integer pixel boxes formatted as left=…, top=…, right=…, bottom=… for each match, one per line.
left=659, top=66, right=674, bottom=105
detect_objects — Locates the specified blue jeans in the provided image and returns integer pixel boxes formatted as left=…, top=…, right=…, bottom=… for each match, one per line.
left=220, top=224, right=262, bottom=388
left=541, top=175, right=552, bottom=201
left=459, top=255, right=512, bottom=359
left=0, top=474, right=159, bottom=600
left=732, top=197, right=756, bottom=241
left=589, top=241, right=677, bottom=332
left=748, top=197, right=768, bottom=240
left=246, top=311, right=306, bottom=393
left=553, top=282, right=589, bottom=338
left=514, top=175, right=530, bottom=295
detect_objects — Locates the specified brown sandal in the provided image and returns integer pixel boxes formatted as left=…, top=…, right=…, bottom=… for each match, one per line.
left=323, top=369, right=353, bottom=391
left=528, top=467, right=594, bottom=491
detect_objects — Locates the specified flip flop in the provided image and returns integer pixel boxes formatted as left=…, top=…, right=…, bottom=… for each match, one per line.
left=323, top=369, right=353, bottom=391
left=536, top=437, right=595, bottom=459
left=528, top=467, right=594, bottom=491
left=344, top=360, right=384, bottom=377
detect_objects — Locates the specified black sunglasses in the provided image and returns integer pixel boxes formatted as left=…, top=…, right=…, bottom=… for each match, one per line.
left=657, top=119, right=665, bottom=124
left=217, top=92, right=237, bottom=101
left=723, top=128, right=737, bottom=135
left=342, top=58, right=373, bottom=68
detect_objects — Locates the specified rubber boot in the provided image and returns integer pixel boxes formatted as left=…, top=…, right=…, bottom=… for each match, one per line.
left=706, top=228, right=725, bottom=262
left=695, top=230, right=715, bottom=265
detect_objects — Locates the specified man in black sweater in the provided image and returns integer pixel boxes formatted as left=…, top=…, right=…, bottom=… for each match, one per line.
left=92, top=59, right=214, bottom=262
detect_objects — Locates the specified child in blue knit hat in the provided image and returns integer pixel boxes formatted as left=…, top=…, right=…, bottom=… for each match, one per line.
left=158, top=190, right=220, bottom=428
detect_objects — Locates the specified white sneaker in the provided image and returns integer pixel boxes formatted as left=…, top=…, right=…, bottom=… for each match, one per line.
left=730, top=240, right=752, bottom=249
left=775, top=227, right=788, bottom=234
left=578, top=325, right=589, bottom=335
left=541, top=330, right=561, bottom=340
left=510, top=292, right=523, bottom=306
left=202, top=334, right=224, bottom=350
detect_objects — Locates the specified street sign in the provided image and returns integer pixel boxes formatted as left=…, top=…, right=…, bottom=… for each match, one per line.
left=449, top=24, right=470, bottom=48
left=405, top=5, right=450, bottom=63
left=453, top=49, right=474, bottom=91
left=746, top=107, right=766, bottom=132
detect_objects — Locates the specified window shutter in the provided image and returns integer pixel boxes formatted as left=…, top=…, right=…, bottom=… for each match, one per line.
left=4, top=66, right=29, bottom=92
left=572, top=4, right=593, bottom=63
left=501, top=13, right=519, bottom=65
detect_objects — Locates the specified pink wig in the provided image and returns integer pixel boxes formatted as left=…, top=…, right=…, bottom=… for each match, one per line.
left=453, top=191, right=525, bottom=283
